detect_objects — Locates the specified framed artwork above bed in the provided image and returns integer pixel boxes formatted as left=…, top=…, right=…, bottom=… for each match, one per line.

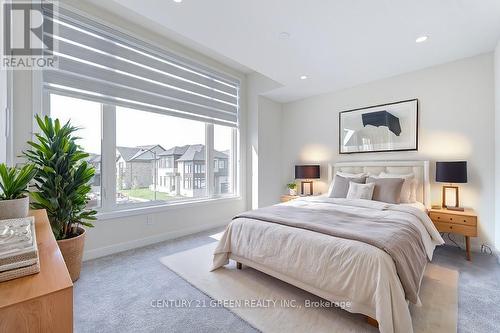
left=339, top=99, right=418, bottom=154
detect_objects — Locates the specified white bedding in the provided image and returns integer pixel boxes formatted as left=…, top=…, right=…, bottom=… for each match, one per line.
left=212, top=197, right=444, bottom=333
left=400, top=201, right=427, bottom=212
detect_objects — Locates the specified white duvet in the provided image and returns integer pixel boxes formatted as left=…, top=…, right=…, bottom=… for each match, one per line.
left=212, top=197, right=444, bottom=333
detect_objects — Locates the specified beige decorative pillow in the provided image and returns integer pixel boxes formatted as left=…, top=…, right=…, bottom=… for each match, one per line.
left=346, top=182, right=375, bottom=200
left=366, top=177, right=405, bottom=204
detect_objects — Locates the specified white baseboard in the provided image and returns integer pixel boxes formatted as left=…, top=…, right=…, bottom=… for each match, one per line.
left=82, top=221, right=228, bottom=261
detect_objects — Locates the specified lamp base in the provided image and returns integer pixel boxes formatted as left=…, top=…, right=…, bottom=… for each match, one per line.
left=444, top=206, right=465, bottom=212
left=300, top=181, right=314, bottom=196
left=442, top=185, right=460, bottom=210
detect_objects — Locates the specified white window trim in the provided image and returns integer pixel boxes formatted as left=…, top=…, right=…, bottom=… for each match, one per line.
left=96, top=195, right=242, bottom=220
left=3, top=69, right=14, bottom=165
left=206, top=123, right=214, bottom=197
left=101, top=104, right=116, bottom=211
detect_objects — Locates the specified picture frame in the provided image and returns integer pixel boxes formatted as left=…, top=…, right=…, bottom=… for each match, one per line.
left=339, top=99, right=418, bottom=154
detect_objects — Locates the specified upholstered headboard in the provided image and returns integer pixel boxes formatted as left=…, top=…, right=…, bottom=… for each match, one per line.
left=328, top=160, right=431, bottom=208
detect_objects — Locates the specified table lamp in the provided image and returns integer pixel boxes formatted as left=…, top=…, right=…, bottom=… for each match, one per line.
left=435, top=161, right=467, bottom=211
left=295, top=165, right=320, bottom=196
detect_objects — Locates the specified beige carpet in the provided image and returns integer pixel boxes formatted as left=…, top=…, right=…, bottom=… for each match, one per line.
left=160, top=243, right=458, bottom=333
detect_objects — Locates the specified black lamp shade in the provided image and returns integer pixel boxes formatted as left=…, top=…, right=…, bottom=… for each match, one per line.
left=436, top=161, right=467, bottom=183
left=295, top=165, right=320, bottom=179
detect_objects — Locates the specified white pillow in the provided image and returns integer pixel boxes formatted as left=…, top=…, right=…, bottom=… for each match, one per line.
left=327, top=172, right=366, bottom=196
left=378, top=172, right=416, bottom=203
left=346, top=182, right=375, bottom=200
left=408, top=178, right=418, bottom=203
left=337, top=171, right=366, bottom=178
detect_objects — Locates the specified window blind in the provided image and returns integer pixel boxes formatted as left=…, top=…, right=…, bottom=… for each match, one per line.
left=42, top=6, right=239, bottom=127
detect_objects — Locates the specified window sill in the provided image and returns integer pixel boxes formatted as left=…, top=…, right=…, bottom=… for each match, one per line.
left=95, top=195, right=243, bottom=220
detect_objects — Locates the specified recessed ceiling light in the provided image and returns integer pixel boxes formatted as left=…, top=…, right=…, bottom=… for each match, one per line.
left=173, top=0, right=182, bottom=3
left=415, top=35, right=428, bottom=43
left=300, top=75, right=308, bottom=80
left=279, top=32, right=290, bottom=39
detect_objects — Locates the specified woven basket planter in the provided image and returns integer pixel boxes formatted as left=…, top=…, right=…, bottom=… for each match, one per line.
left=0, top=196, right=29, bottom=220
left=57, top=227, right=86, bottom=282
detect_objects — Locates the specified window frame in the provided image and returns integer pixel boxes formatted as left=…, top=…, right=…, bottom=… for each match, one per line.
left=41, top=91, right=240, bottom=215
left=32, top=6, right=243, bottom=217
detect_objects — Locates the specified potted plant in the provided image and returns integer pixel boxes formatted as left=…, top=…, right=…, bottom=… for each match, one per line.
left=24, top=115, right=96, bottom=282
left=286, top=182, right=297, bottom=196
left=0, top=164, right=37, bottom=220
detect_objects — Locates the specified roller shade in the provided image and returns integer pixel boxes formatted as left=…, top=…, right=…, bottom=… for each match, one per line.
left=42, top=6, right=240, bottom=126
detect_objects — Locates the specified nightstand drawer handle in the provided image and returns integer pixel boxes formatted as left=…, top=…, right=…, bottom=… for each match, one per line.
left=437, top=217, right=440, bottom=219
left=449, top=226, right=453, bottom=229
left=450, top=218, right=453, bottom=221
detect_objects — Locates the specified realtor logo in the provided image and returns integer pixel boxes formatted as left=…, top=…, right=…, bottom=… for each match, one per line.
left=2, top=1, right=57, bottom=69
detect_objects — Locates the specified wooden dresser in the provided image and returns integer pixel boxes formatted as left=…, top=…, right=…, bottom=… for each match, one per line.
left=0, top=210, right=73, bottom=333
left=429, top=208, right=477, bottom=261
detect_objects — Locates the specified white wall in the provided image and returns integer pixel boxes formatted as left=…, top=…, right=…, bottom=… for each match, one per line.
left=495, top=41, right=500, bottom=251
left=84, top=199, right=245, bottom=260
left=282, top=53, right=495, bottom=251
left=10, top=0, right=249, bottom=260
left=258, top=96, right=283, bottom=207
left=246, top=72, right=283, bottom=209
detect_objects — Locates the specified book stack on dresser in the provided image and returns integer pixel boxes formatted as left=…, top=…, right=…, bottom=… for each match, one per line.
left=0, top=216, right=40, bottom=282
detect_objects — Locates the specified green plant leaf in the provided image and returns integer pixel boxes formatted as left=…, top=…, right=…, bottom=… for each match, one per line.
left=79, top=221, right=95, bottom=228
left=0, top=164, right=36, bottom=200
left=23, top=115, right=97, bottom=240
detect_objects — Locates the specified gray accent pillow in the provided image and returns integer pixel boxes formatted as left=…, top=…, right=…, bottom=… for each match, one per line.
left=366, top=177, right=405, bottom=204
left=330, top=175, right=367, bottom=198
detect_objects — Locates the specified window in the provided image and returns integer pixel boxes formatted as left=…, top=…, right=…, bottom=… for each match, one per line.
left=194, top=163, right=204, bottom=174
left=42, top=7, right=239, bottom=212
left=194, top=178, right=201, bottom=189
left=49, top=94, right=102, bottom=208
left=159, top=158, right=167, bottom=169
left=214, top=124, right=235, bottom=195
left=116, top=106, right=206, bottom=204
left=166, top=157, right=173, bottom=168
left=183, top=177, right=192, bottom=190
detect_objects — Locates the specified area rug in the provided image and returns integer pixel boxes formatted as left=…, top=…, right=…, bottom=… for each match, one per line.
left=160, top=243, right=458, bottom=333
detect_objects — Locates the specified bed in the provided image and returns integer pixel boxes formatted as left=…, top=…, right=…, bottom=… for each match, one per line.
left=212, top=161, right=444, bottom=333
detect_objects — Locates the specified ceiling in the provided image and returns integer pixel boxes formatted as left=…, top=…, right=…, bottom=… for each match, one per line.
left=88, top=0, right=500, bottom=103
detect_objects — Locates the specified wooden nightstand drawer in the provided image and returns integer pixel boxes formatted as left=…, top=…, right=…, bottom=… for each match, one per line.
left=433, top=221, right=477, bottom=237
left=280, top=195, right=299, bottom=203
left=429, top=212, right=476, bottom=226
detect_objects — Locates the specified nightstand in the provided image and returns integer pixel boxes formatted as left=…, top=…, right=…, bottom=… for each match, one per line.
left=428, top=208, right=477, bottom=261
left=280, top=195, right=300, bottom=203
